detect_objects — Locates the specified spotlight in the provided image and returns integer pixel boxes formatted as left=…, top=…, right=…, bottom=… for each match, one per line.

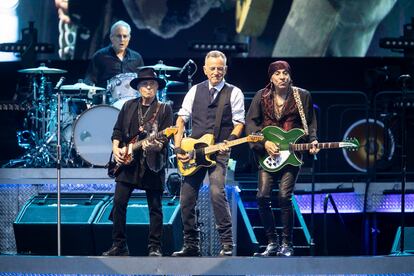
left=189, top=41, right=249, bottom=54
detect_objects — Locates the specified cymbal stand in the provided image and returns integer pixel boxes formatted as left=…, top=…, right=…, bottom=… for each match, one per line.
left=396, top=74, right=410, bottom=254
left=14, top=74, right=64, bottom=167
left=185, top=60, right=197, bottom=136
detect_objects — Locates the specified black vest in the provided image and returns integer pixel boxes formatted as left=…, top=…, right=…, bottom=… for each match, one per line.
left=191, top=80, right=233, bottom=142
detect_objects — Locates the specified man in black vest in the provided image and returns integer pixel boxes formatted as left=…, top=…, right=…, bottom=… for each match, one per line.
left=172, top=50, right=245, bottom=256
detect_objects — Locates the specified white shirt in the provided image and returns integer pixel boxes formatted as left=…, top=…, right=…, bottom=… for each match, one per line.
left=177, top=79, right=245, bottom=125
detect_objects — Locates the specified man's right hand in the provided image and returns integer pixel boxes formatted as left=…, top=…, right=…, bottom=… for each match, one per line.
left=176, top=152, right=190, bottom=164
left=264, top=140, right=280, bottom=157
left=55, top=0, right=71, bottom=24
left=113, top=147, right=127, bottom=164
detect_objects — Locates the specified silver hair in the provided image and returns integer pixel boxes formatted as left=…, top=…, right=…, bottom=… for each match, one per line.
left=110, top=20, right=131, bottom=36
left=205, top=50, right=227, bottom=65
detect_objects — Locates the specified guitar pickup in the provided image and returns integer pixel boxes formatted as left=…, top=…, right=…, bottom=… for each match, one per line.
left=183, top=163, right=197, bottom=169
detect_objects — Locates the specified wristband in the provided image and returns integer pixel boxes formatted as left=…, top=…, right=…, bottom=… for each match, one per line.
left=174, top=147, right=186, bottom=155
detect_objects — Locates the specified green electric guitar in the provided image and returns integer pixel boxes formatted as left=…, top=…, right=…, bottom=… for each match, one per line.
left=259, top=126, right=359, bottom=172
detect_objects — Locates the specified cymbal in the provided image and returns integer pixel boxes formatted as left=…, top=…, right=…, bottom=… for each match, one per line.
left=140, top=64, right=181, bottom=71
left=166, top=80, right=185, bottom=87
left=61, top=82, right=105, bottom=91
left=18, top=65, right=67, bottom=74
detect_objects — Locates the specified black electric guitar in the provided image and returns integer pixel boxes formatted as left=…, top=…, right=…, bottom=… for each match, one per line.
left=259, top=126, right=359, bottom=172
left=107, top=127, right=178, bottom=178
left=177, top=133, right=263, bottom=176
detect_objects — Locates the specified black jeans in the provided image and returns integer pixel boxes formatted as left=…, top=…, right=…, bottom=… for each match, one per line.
left=111, top=181, right=163, bottom=248
left=179, top=153, right=232, bottom=247
left=257, top=165, right=299, bottom=244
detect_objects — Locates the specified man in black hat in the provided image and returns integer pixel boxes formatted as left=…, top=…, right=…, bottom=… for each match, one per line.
left=246, top=60, right=319, bottom=257
left=102, top=67, right=173, bottom=257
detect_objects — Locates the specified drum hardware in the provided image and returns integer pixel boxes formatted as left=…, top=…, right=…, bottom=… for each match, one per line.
left=4, top=60, right=191, bottom=169
left=3, top=65, right=68, bottom=168
left=139, top=60, right=182, bottom=72
left=61, top=79, right=106, bottom=106
left=107, top=73, right=138, bottom=109
left=70, top=105, right=120, bottom=167
left=18, top=64, right=67, bottom=74
left=166, top=80, right=185, bottom=87
left=60, top=80, right=105, bottom=91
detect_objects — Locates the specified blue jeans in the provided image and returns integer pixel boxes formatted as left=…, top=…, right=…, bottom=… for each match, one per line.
left=179, top=153, right=233, bottom=247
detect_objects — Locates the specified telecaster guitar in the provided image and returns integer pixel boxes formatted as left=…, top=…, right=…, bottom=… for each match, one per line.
left=259, top=126, right=359, bottom=172
left=108, top=126, right=178, bottom=178
left=177, top=133, right=263, bottom=176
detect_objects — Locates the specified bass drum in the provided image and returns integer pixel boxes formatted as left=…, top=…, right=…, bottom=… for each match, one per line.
left=72, top=105, right=120, bottom=166
left=342, top=118, right=395, bottom=172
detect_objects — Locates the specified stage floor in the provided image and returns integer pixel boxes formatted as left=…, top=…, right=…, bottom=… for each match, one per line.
left=1, top=254, right=414, bottom=275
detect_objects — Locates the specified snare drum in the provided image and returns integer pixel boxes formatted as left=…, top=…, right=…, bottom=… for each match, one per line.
left=71, top=105, right=120, bottom=166
left=107, top=72, right=138, bottom=106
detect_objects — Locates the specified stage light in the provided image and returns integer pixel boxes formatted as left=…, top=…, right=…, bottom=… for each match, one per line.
left=379, top=17, right=414, bottom=57
left=189, top=42, right=249, bottom=54
left=379, top=38, right=414, bottom=49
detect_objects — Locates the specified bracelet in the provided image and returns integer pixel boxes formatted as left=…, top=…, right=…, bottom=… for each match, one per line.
left=174, top=147, right=186, bottom=155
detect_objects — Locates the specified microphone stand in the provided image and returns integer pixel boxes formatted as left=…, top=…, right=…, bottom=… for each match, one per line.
left=55, top=77, right=65, bottom=256
left=310, top=154, right=316, bottom=256
left=397, top=75, right=409, bottom=254
left=186, top=61, right=197, bottom=136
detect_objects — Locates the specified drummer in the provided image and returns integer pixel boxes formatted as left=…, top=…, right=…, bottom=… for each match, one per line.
left=84, top=20, right=144, bottom=103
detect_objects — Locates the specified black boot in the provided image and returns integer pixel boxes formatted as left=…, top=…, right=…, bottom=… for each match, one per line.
left=278, top=242, right=294, bottom=256
left=171, top=245, right=201, bottom=257
left=219, top=244, right=233, bottom=256
left=148, top=246, right=162, bottom=257
left=102, top=244, right=129, bottom=256
left=253, top=242, right=279, bottom=257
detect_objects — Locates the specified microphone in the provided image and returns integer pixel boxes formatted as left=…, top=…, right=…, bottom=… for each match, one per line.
left=398, top=74, right=412, bottom=81
left=177, top=59, right=194, bottom=77
left=398, top=74, right=412, bottom=88
left=54, top=76, right=66, bottom=90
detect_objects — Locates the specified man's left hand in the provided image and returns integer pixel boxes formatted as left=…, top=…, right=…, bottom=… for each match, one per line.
left=218, top=141, right=231, bottom=154
left=309, top=140, right=319, bottom=155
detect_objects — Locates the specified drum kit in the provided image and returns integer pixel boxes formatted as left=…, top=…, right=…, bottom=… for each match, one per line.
left=6, top=61, right=186, bottom=168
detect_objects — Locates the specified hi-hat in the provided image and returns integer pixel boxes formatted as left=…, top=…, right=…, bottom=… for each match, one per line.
left=18, top=64, right=67, bottom=74
left=166, top=80, right=185, bottom=87
left=140, top=64, right=181, bottom=71
left=61, top=82, right=105, bottom=91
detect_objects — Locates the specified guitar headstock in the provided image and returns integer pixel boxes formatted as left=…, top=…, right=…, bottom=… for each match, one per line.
left=163, top=126, right=179, bottom=138
left=247, top=133, right=264, bottom=143
left=341, top=137, right=360, bottom=151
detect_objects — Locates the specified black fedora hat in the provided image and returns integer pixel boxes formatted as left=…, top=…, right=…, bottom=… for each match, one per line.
left=130, top=68, right=166, bottom=90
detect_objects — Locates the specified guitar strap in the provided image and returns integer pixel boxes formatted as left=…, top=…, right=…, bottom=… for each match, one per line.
left=214, top=84, right=232, bottom=140
left=292, top=86, right=309, bottom=136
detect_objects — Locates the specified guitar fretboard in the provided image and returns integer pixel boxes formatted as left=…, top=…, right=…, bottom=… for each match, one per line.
left=131, top=129, right=173, bottom=152
left=204, top=137, right=252, bottom=154
left=291, top=142, right=341, bottom=151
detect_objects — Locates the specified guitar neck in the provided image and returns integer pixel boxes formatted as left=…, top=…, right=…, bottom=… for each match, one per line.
left=204, top=137, right=250, bottom=154
left=131, top=130, right=164, bottom=152
left=291, top=142, right=341, bottom=151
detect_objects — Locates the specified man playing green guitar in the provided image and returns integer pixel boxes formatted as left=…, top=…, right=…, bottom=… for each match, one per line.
left=246, top=60, right=319, bottom=257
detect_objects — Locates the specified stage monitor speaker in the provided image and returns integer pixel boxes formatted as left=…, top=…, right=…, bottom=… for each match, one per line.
left=391, top=226, right=414, bottom=254
left=13, top=193, right=110, bottom=255
left=92, top=195, right=183, bottom=256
